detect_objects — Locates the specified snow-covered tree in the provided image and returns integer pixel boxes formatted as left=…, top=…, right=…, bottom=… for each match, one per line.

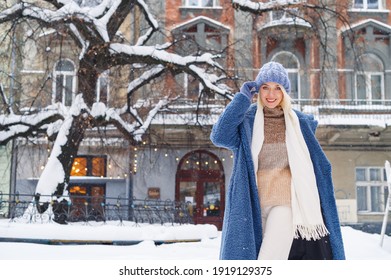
left=0, top=0, right=354, bottom=219
left=0, top=0, right=232, bottom=212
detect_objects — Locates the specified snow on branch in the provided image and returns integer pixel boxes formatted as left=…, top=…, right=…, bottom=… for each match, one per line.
left=232, top=0, right=315, bottom=13
left=134, top=0, right=159, bottom=46
left=136, top=0, right=159, bottom=30
left=0, top=104, right=65, bottom=145
left=132, top=98, right=170, bottom=141
left=90, top=97, right=168, bottom=142
left=0, top=0, right=126, bottom=43
left=0, top=84, right=12, bottom=115
left=109, top=44, right=230, bottom=96
left=127, top=65, right=165, bottom=94
left=69, top=23, right=90, bottom=59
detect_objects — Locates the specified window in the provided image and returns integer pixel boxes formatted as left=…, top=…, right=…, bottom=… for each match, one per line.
left=172, top=18, right=228, bottom=100
left=53, top=59, right=76, bottom=106
left=355, top=54, right=384, bottom=104
left=356, top=167, right=389, bottom=213
left=71, top=156, right=106, bottom=177
left=269, top=0, right=301, bottom=22
left=184, top=73, right=202, bottom=99
left=96, top=71, right=109, bottom=104
left=353, top=0, right=381, bottom=10
left=69, top=156, right=106, bottom=221
left=185, top=0, right=216, bottom=7
left=271, top=52, right=300, bottom=100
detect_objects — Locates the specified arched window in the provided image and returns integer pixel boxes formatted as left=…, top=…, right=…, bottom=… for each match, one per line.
left=355, top=54, right=384, bottom=104
left=271, top=52, right=300, bottom=100
left=175, top=150, right=225, bottom=229
left=53, top=59, right=76, bottom=106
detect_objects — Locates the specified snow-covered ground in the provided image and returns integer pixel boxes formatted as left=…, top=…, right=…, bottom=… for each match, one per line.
left=0, top=220, right=390, bottom=260
left=0, top=221, right=390, bottom=280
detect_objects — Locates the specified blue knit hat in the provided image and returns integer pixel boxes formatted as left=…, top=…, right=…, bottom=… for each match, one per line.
left=255, top=61, right=291, bottom=93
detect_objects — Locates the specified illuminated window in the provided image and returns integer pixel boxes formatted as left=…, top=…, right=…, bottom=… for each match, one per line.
left=71, top=156, right=106, bottom=177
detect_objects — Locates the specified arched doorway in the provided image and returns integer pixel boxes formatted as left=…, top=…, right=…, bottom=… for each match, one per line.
left=175, top=150, right=225, bottom=230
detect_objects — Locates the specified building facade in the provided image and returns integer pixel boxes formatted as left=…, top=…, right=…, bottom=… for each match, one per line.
left=2, top=0, right=391, bottom=231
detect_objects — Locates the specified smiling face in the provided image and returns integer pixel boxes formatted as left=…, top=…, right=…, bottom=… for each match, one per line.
left=259, top=82, right=284, bottom=109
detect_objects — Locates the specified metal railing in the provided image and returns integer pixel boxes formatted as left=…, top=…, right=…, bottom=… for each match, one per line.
left=0, top=192, right=193, bottom=226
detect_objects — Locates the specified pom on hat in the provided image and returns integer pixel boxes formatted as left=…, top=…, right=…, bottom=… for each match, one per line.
left=255, top=62, right=291, bottom=93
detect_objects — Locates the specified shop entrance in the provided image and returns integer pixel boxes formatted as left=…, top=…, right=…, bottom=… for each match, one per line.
left=175, top=150, right=225, bottom=230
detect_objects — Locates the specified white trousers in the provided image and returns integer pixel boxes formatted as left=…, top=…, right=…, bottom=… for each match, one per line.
left=258, top=205, right=294, bottom=260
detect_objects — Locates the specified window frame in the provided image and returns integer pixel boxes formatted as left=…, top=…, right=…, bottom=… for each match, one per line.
left=96, top=71, right=110, bottom=104
left=172, top=19, right=228, bottom=100
left=354, top=71, right=384, bottom=104
left=268, top=0, right=303, bottom=22
left=71, top=155, right=107, bottom=177
left=52, top=59, right=77, bottom=106
left=353, top=0, right=382, bottom=10
left=184, top=0, right=217, bottom=8
left=271, top=51, right=301, bottom=100
left=355, top=166, right=389, bottom=214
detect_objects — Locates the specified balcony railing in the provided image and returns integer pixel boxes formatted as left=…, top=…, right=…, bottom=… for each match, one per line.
left=0, top=192, right=193, bottom=226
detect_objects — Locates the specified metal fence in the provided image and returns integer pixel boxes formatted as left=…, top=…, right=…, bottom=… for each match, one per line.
left=0, top=192, right=193, bottom=226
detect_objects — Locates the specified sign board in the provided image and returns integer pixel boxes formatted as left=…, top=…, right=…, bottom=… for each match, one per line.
left=148, top=187, right=160, bottom=199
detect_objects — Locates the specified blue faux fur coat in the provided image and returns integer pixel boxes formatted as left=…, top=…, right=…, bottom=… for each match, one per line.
left=210, top=93, right=345, bottom=260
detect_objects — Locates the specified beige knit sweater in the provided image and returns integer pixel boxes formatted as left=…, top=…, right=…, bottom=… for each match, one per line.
left=257, top=106, right=292, bottom=209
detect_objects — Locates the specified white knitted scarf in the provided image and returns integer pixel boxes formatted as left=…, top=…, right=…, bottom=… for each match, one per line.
left=251, top=91, right=329, bottom=241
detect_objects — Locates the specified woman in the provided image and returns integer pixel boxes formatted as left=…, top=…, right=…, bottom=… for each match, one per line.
left=210, top=62, right=345, bottom=260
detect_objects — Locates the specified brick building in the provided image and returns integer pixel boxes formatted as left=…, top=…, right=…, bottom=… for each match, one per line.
left=2, top=0, right=391, bottom=231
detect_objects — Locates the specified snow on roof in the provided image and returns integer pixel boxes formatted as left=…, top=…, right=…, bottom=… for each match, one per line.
left=171, top=16, right=231, bottom=32
left=340, top=18, right=391, bottom=33
left=259, top=17, right=311, bottom=30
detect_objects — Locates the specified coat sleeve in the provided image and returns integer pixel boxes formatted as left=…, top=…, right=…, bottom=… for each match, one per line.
left=297, top=112, right=346, bottom=260
left=210, top=93, right=251, bottom=151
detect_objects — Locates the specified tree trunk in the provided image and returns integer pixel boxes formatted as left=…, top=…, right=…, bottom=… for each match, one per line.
left=34, top=95, right=89, bottom=218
